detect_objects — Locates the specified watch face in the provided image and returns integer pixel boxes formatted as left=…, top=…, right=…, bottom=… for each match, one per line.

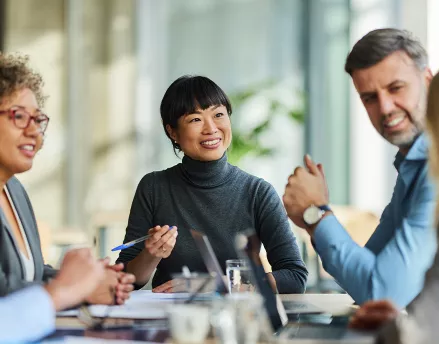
left=303, top=206, right=321, bottom=225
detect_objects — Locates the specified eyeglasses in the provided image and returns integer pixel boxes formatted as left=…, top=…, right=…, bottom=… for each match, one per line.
left=0, top=107, right=50, bottom=133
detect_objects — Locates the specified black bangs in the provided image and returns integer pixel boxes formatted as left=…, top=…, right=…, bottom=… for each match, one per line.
left=160, top=75, right=232, bottom=129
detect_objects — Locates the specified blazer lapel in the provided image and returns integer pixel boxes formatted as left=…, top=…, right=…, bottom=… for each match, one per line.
left=5, top=181, right=43, bottom=281
left=0, top=204, right=25, bottom=279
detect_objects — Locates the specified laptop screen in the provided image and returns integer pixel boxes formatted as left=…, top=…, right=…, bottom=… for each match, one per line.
left=234, top=230, right=288, bottom=332
left=190, top=229, right=228, bottom=294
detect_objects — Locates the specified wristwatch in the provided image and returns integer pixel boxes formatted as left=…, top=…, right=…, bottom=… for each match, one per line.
left=303, top=205, right=331, bottom=226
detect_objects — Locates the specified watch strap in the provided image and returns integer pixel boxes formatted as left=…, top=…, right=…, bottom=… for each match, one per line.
left=317, top=205, right=331, bottom=212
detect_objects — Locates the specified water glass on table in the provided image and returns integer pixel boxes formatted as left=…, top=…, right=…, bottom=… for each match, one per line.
left=167, top=304, right=210, bottom=344
left=211, top=292, right=267, bottom=344
left=226, top=259, right=254, bottom=293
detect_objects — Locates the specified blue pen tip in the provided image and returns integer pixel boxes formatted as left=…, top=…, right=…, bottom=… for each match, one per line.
left=111, top=245, right=124, bottom=252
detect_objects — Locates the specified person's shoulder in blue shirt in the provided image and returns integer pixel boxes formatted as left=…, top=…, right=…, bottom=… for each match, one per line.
left=0, top=285, right=55, bottom=343
left=283, top=29, right=436, bottom=308
left=0, top=249, right=108, bottom=342
left=313, top=134, right=436, bottom=307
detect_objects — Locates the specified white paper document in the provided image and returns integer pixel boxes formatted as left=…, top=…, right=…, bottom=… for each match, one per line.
left=57, top=290, right=216, bottom=319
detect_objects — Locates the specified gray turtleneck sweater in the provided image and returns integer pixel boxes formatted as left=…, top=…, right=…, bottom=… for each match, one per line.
left=117, top=154, right=308, bottom=293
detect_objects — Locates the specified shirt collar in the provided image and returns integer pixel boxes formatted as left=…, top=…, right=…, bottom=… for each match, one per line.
left=394, top=133, right=428, bottom=171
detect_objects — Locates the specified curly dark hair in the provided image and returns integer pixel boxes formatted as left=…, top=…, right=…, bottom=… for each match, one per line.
left=0, top=53, right=46, bottom=107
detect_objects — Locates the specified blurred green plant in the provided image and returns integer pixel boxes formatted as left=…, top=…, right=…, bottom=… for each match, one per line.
left=228, top=80, right=305, bottom=165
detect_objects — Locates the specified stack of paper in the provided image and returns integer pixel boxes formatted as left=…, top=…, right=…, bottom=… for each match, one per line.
left=57, top=290, right=218, bottom=319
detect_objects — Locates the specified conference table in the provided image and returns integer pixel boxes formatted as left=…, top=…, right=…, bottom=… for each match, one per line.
left=45, top=293, right=374, bottom=343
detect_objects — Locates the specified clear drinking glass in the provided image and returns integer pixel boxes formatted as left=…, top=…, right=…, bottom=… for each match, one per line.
left=225, top=259, right=253, bottom=293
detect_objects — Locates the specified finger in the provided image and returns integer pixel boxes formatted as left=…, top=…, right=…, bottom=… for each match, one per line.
left=304, top=154, right=319, bottom=175
left=119, top=273, right=136, bottom=284
left=117, top=283, right=135, bottom=293
left=147, top=225, right=162, bottom=235
left=151, top=226, right=172, bottom=241
left=145, top=226, right=168, bottom=246
left=150, top=227, right=178, bottom=252
left=118, top=293, right=130, bottom=302
left=293, top=166, right=304, bottom=176
left=161, top=236, right=178, bottom=258
left=116, top=297, right=126, bottom=305
left=108, top=263, right=124, bottom=272
left=116, top=289, right=132, bottom=300
left=97, top=258, right=110, bottom=269
left=317, top=163, right=326, bottom=179
left=152, top=280, right=173, bottom=293
left=99, top=257, right=111, bottom=266
left=162, top=232, right=178, bottom=249
left=146, top=226, right=176, bottom=246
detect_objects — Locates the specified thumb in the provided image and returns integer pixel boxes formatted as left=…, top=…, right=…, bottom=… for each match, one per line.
left=317, top=163, right=326, bottom=179
left=304, top=154, right=319, bottom=175
left=108, top=262, right=125, bottom=272
left=100, top=256, right=111, bottom=267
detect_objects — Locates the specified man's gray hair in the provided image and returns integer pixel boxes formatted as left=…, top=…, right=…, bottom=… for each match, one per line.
left=345, top=28, right=428, bottom=75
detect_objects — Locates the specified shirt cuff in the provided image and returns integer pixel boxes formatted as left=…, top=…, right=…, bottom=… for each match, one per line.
left=313, top=214, right=353, bottom=254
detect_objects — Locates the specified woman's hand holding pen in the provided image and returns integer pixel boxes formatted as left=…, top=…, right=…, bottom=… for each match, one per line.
left=122, top=225, right=178, bottom=287
left=145, top=225, right=178, bottom=258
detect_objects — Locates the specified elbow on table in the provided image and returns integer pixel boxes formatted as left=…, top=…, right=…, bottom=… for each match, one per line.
left=275, top=270, right=308, bottom=294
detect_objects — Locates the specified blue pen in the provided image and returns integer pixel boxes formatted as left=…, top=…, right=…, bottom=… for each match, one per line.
left=111, top=226, right=174, bottom=251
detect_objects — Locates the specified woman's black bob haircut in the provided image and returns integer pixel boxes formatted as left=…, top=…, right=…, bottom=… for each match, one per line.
left=160, top=75, right=232, bottom=153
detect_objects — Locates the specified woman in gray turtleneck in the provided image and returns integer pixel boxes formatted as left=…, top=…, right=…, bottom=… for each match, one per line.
left=117, top=75, right=308, bottom=293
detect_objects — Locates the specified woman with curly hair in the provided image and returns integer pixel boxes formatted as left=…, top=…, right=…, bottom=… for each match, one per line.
left=0, top=53, right=135, bottom=304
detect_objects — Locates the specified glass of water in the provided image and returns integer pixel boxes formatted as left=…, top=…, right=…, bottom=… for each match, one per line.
left=225, top=259, right=253, bottom=293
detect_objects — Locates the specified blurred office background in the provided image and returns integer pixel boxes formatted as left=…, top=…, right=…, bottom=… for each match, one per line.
left=1, top=0, right=438, bottom=290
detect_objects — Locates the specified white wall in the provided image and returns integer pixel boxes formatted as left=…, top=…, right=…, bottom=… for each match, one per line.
left=427, top=0, right=439, bottom=74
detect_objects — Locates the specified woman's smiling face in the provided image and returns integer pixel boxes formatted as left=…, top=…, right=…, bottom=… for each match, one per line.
left=166, top=105, right=232, bottom=161
left=0, top=88, right=44, bottom=181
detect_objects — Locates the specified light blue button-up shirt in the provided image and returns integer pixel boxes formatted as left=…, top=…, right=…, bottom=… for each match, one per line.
left=314, top=134, right=437, bottom=307
left=0, top=286, right=55, bottom=342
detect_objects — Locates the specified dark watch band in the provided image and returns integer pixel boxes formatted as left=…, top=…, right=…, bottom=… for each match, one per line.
left=318, top=205, right=331, bottom=212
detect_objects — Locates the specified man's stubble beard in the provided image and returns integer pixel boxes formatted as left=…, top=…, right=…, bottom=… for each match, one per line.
left=383, top=85, right=427, bottom=150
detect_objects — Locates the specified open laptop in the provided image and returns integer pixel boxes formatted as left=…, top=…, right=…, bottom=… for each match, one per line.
left=190, top=229, right=228, bottom=294
left=191, top=229, right=325, bottom=315
left=234, top=230, right=376, bottom=343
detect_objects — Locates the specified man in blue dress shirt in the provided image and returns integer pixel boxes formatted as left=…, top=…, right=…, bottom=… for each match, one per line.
left=283, top=28, right=436, bottom=308
left=0, top=248, right=107, bottom=342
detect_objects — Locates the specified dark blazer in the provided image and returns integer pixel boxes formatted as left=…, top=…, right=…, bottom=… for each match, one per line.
left=0, top=177, right=56, bottom=296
